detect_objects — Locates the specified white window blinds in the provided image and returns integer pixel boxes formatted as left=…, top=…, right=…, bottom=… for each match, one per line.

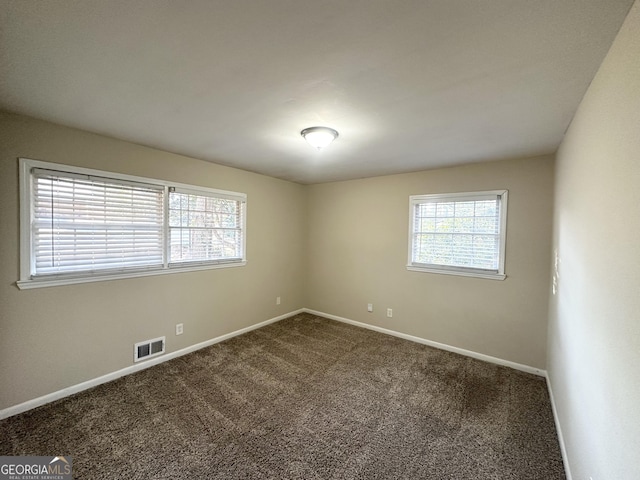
left=168, top=188, right=244, bottom=265
left=31, top=168, right=164, bottom=276
left=409, top=191, right=507, bottom=278
left=19, top=159, right=247, bottom=288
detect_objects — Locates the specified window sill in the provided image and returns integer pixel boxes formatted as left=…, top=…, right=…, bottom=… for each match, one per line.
left=406, top=265, right=506, bottom=281
left=16, top=261, right=247, bottom=290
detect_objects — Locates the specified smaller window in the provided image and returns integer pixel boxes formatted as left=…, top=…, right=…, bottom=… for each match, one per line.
left=408, top=190, right=508, bottom=280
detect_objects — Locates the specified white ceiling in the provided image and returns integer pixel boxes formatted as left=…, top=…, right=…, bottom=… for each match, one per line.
left=0, top=1, right=634, bottom=184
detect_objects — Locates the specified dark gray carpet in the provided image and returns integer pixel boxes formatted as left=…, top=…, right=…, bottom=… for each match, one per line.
left=0, top=313, right=566, bottom=479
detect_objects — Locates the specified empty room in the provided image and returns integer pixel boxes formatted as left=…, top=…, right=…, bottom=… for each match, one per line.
left=1, top=1, right=638, bottom=479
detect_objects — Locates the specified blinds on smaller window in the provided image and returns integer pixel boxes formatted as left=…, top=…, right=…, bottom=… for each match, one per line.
left=409, top=191, right=507, bottom=276
left=168, top=187, right=244, bottom=266
left=31, top=168, right=164, bottom=277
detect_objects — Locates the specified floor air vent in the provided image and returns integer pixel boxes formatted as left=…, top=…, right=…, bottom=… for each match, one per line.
left=134, top=336, right=165, bottom=362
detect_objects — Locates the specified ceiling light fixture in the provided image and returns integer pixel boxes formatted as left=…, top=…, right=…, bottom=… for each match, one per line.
left=300, top=126, right=339, bottom=150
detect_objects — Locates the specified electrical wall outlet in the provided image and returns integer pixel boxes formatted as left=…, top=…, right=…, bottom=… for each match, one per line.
left=176, top=323, right=184, bottom=335
left=276, top=296, right=281, bottom=305
left=367, top=303, right=373, bottom=312
left=386, top=308, right=393, bottom=318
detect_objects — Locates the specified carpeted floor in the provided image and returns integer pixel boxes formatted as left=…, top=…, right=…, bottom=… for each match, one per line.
left=0, top=313, right=566, bottom=479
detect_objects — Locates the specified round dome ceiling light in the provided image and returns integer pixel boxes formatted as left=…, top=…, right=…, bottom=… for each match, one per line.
left=300, top=126, right=339, bottom=150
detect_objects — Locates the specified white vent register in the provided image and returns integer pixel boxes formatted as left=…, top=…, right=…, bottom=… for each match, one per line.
left=134, top=336, right=165, bottom=362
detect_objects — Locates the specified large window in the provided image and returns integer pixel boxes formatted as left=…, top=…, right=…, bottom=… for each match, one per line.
left=19, top=159, right=246, bottom=289
left=408, top=190, right=508, bottom=280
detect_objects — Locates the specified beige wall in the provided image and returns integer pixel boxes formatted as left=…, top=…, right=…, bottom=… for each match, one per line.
left=0, top=110, right=557, bottom=413
left=548, top=1, right=640, bottom=479
left=0, top=112, right=555, bottom=413
left=307, top=156, right=554, bottom=369
left=0, top=111, right=308, bottom=410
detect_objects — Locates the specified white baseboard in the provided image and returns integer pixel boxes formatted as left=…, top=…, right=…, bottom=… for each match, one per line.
left=0, top=308, right=304, bottom=420
left=303, top=308, right=546, bottom=377
left=0, top=307, right=551, bottom=423
left=545, top=372, right=573, bottom=480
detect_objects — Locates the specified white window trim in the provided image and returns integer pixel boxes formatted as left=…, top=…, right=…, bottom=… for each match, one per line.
left=17, top=158, right=247, bottom=290
left=406, top=190, right=508, bottom=281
